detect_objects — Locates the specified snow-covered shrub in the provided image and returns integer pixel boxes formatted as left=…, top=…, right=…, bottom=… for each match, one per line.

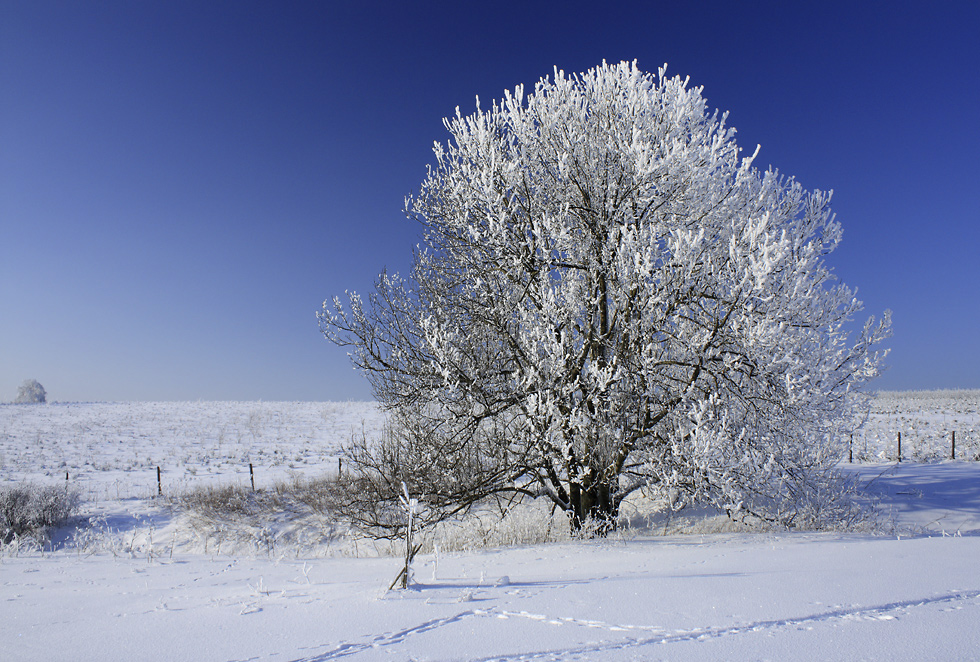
left=277, top=473, right=344, bottom=516
left=170, top=475, right=344, bottom=520
left=0, top=483, right=79, bottom=544
left=170, top=483, right=259, bottom=517
left=426, top=500, right=574, bottom=552
left=166, top=475, right=348, bottom=557
left=14, top=379, right=46, bottom=404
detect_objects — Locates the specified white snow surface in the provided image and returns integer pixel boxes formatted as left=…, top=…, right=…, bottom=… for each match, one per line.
left=3, top=398, right=980, bottom=661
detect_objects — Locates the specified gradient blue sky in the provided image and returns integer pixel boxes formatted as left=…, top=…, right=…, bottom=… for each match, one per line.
left=2, top=1, right=978, bottom=402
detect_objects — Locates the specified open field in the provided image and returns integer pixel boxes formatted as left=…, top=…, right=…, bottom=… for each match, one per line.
left=0, top=401, right=384, bottom=500
left=858, top=390, right=980, bottom=462
left=2, top=391, right=976, bottom=495
left=2, top=393, right=979, bottom=661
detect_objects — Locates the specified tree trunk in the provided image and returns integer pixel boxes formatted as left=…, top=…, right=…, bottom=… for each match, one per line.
left=569, top=479, right=618, bottom=535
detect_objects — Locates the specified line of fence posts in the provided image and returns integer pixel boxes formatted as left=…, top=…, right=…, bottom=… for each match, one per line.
left=141, top=460, right=345, bottom=498
left=848, top=430, right=968, bottom=463
left=149, top=462, right=264, bottom=496
left=156, top=435, right=980, bottom=492
left=893, top=430, right=965, bottom=462
left=65, top=427, right=979, bottom=502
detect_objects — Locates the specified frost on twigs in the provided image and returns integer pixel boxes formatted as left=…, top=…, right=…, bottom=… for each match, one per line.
left=319, top=60, right=891, bottom=535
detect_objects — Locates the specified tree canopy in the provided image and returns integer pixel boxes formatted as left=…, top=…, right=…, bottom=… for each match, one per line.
left=15, top=379, right=47, bottom=405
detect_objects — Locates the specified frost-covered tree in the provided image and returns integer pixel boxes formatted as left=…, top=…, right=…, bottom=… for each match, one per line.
left=320, top=61, right=890, bottom=531
left=14, top=379, right=46, bottom=404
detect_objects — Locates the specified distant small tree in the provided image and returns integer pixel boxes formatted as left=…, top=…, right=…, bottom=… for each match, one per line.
left=15, top=379, right=47, bottom=404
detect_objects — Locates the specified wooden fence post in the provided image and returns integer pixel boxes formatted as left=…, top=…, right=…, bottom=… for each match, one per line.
left=249, top=463, right=255, bottom=492
left=157, top=466, right=162, bottom=496
left=849, top=434, right=853, bottom=463
left=951, top=431, right=956, bottom=460
left=897, top=432, right=902, bottom=463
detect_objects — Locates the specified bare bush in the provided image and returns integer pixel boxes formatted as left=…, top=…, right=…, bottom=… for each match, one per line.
left=283, top=474, right=345, bottom=516
left=332, top=408, right=529, bottom=543
left=166, top=475, right=348, bottom=556
left=169, top=483, right=260, bottom=517
left=169, top=475, right=345, bottom=519
left=1, top=483, right=79, bottom=544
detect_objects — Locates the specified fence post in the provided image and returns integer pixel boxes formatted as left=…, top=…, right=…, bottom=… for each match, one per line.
left=249, top=463, right=255, bottom=492
left=849, top=435, right=853, bottom=463
left=951, top=431, right=956, bottom=460
left=897, top=432, right=902, bottom=463
left=157, top=466, right=162, bottom=496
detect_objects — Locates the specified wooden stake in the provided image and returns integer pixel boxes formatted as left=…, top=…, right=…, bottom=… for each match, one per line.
left=897, top=432, right=902, bottom=463
left=951, top=431, right=956, bottom=460
left=249, top=463, right=255, bottom=492
left=157, top=466, right=162, bottom=496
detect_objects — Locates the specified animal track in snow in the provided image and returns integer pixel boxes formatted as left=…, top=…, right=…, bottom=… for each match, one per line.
left=465, top=589, right=980, bottom=661
left=291, top=589, right=980, bottom=662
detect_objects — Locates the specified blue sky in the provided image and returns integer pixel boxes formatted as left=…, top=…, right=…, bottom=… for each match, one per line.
left=2, top=1, right=978, bottom=402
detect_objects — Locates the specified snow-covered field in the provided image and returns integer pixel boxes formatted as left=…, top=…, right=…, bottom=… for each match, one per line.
left=856, top=390, right=980, bottom=462
left=2, top=395, right=980, bottom=661
left=0, top=401, right=385, bottom=499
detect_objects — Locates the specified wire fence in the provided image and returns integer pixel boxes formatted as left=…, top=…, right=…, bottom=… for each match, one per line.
left=846, top=428, right=980, bottom=463
left=847, top=390, right=980, bottom=463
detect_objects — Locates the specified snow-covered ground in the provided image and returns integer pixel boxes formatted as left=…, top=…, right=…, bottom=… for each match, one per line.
left=2, top=397, right=980, bottom=661
left=5, top=523, right=979, bottom=662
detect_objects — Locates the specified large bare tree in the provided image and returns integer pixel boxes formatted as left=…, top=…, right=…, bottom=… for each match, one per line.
left=320, top=61, right=889, bottom=532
